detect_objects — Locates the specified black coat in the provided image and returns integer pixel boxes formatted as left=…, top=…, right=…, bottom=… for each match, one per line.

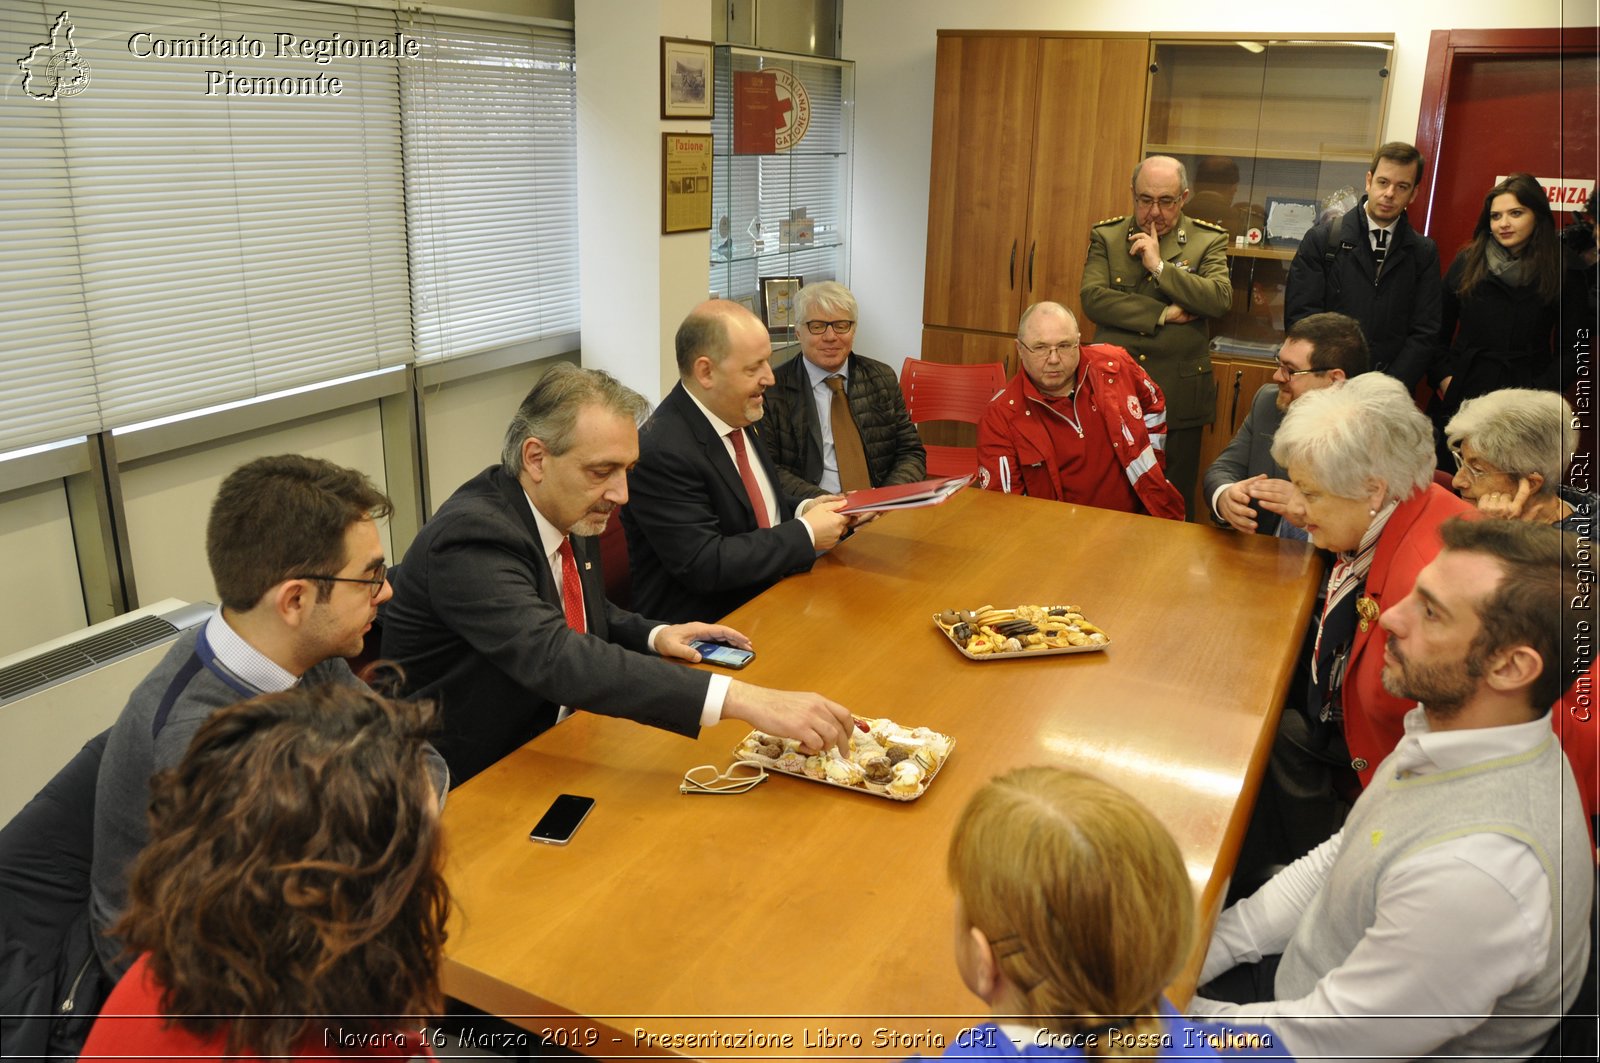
left=1434, top=249, right=1588, bottom=399
left=382, top=465, right=706, bottom=782
left=623, top=384, right=817, bottom=624
left=760, top=352, right=926, bottom=499
left=1285, top=199, right=1442, bottom=389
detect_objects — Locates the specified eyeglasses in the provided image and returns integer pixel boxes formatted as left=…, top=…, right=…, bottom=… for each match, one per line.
left=1448, top=447, right=1500, bottom=483
left=289, top=562, right=388, bottom=599
left=1135, top=195, right=1182, bottom=210
left=1274, top=359, right=1330, bottom=378
left=1021, top=341, right=1079, bottom=358
left=803, top=319, right=855, bottom=335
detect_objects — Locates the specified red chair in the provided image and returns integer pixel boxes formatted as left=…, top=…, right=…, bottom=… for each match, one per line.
left=597, top=511, right=632, bottom=610
left=900, top=358, right=1007, bottom=478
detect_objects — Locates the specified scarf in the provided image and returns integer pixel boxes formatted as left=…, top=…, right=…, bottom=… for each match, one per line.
left=1485, top=240, right=1533, bottom=288
left=1309, top=499, right=1398, bottom=722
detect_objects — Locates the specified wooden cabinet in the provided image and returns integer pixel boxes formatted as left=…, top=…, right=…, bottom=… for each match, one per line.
left=1197, top=355, right=1277, bottom=480
left=922, top=32, right=1150, bottom=342
left=1144, top=37, right=1392, bottom=345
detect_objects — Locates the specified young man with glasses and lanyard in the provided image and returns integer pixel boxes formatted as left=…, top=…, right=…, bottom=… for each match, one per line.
left=1205, top=312, right=1370, bottom=536
left=91, top=455, right=446, bottom=980
left=1081, top=154, right=1233, bottom=515
left=760, top=281, right=926, bottom=500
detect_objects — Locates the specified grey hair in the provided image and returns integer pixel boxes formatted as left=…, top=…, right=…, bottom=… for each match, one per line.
left=1131, top=155, right=1189, bottom=193
left=794, top=281, right=858, bottom=325
left=501, top=363, right=650, bottom=477
left=1017, top=301, right=1076, bottom=341
left=1445, top=388, right=1576, bottom=497
left=1270, top=373, right=1434, bottom=503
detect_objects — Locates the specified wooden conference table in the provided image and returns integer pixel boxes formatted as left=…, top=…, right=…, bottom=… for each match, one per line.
left=438, top=488, right=1321, bottom=1058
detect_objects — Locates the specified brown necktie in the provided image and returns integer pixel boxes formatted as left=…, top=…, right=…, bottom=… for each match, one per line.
left=557, top=539, right=586, bottom=633
left=825, top=375, right=871, bottom=492
left=727, top=428, right=772, bottom=528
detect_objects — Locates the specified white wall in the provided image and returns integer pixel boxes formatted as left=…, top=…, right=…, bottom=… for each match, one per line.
left=120, top=406, right=392, bottom=607
left=577, top=0, right=716, bottom=402
left=420, top=358, right=571, bottom=507
left=0, top=481, right=86, bottom=653
left=842, top=0, right=1596, bottom=373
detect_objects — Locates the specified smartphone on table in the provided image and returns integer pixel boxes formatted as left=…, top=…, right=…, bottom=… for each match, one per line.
left=529, top=793, right=595, bottom=845
left=690, top=639, right=755, bottom=669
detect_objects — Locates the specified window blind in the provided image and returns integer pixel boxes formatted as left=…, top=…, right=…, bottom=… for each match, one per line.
left=401, top=13, right=579, bottom=362
left=0, top=1, right=579, bottom=455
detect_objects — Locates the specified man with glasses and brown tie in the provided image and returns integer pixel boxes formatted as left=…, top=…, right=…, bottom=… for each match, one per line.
left=1204, top=312, right=1370, bottom=536
left=760, top=281, right=926, bottom=500
left=1081, top=155, right=1233, bottom=515
left=381, top=362, right=855, bottom=784
left=625, top=300, right=856, bottom=625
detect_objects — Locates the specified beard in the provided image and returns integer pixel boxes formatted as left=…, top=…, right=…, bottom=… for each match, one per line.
left=1380, top=642, right=1478, bottom=719
left=571, top=508, right=614, bottom=537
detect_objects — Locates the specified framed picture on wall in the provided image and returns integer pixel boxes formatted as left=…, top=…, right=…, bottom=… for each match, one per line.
left=661, top=37, right=714, bottom=119
left=759, top=275, right=802, bottom=336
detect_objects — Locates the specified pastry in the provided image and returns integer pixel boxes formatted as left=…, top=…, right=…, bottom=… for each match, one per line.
left=774, top=751, right=806, bottom=773
left=825, top=757, right=865, bottom=786
left=802, top=755, right=827, bottom=780
left=887, top=761, right=925, bottom=797
left=863, top=757, right=894, bottom=784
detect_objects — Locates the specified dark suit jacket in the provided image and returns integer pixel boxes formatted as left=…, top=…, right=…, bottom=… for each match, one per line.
left=760, top=352, right=926, bottom=499
left=381, top=465, right=706, bottom=783
left=1202, top=384, right=1287, bottom=534
left=1285, top=198, right=1441, bottom=389
left=624, top=383, right=817, bottom=623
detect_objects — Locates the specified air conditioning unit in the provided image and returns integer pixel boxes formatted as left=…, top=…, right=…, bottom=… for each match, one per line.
left=0, top=599, right=211, bottom=826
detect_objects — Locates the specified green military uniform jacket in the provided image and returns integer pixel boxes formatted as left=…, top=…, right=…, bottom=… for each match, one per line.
left=1079, top=213, right=1232, bottom=430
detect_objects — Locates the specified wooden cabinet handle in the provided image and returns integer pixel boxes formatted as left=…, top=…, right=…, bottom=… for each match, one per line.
left=1027, top=241, right=1036, bottom=291
left=1009, top=239, right=1017, bottom=291
left=1228, top=368, right=1243, bottom=429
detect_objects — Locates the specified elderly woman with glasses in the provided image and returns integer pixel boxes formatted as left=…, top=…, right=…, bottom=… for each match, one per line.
left=1444, top=388, right=1593, bottom=530
left=1272, top=373, right=1475, bottom=787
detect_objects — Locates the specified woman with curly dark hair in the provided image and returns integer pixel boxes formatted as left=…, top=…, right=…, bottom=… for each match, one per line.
left=81, top=685, right=449, bottom=1059
left=1430, top=172, right=1587, bottom=466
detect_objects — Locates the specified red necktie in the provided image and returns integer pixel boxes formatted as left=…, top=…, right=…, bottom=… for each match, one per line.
left=557, top=539, right=586, bottom=633
left=728, top=429, right=773, bottom=528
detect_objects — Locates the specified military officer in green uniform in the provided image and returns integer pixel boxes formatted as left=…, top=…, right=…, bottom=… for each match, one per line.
left=1081, top=155, right=1232, bottom=516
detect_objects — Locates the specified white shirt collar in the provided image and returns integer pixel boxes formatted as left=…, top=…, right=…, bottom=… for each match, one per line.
left=1391, top=705, right=1552, bottom=776
left=802, top=354, right=849, bottom=392
left=204, top=609, right=297, bottom=692
left=523, top=489, right=566, bottom=564
left=684, top=385, right=741, bottom=439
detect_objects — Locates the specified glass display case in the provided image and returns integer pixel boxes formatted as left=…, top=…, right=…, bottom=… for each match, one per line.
left=1145, top=38, right=1393, bottom=345
left=710, top=45, right=854, bottom=341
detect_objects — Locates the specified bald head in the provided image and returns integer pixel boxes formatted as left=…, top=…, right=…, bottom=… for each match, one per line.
left=675, top=299, right=765, bottom=378
left=676, top=299, right=775, bottom=427
left=1132, top=155, right=1191, bottom=236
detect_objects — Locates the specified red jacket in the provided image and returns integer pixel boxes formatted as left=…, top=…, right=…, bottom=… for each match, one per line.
left=1343, top=484, right=1477, bottom=784
left=975, top=344, right=1185, bottom=520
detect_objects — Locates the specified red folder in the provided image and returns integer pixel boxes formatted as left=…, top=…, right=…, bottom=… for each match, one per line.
left=837, top=475, right=972, bottom=516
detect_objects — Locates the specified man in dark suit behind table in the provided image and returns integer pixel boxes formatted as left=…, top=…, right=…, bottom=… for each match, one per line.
left=759, top=280, right=925, bottom=499
left=623, top=300, right=853, bottom=624
left=381, top=363, right=854, bottom=783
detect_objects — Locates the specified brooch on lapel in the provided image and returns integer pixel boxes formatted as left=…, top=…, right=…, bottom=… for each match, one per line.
left=1356, top=596, right=1379, bottom=632
left=1176, top=228, right=1187, bottom=245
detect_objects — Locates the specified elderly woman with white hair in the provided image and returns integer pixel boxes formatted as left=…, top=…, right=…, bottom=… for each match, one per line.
left=1271, top=373, right=1475, bottom=786
left=1445, top=387, right=1594, bottom=531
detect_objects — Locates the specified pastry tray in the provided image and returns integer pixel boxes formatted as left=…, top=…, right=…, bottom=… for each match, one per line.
left=732, top=719, right=954, bottom=802
left=933, top=605, right=1111, bottom=661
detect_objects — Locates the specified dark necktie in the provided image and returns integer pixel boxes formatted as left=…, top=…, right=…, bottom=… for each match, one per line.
left=728, top=428, right=772, bottom=528
left=556, top=539, right=586, bottom=633
left=824, top=375, right=871, bottom=492
left=1372, top=229, right=1388, bottom=274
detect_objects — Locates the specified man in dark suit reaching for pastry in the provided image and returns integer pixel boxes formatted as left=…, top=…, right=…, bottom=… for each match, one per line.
left=383, top=363, right=854, bottom=782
